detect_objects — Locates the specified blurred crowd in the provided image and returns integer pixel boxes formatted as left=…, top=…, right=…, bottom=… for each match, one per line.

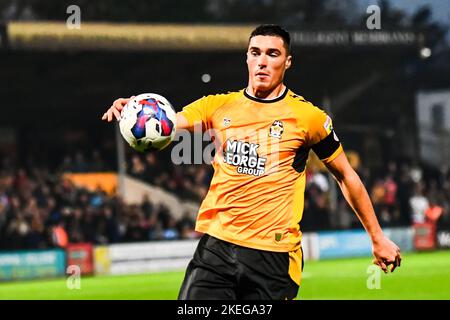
left=53, top=149, right=213, bottom=203
left=58, top=149, right=113, bottom=173
left=127, top=152, right=212, bottom=202
left=302, top=158, right=450, bottom=232
left=0, top=164, right=198, bottom=251
left=1, top=148, right=450, bottom=251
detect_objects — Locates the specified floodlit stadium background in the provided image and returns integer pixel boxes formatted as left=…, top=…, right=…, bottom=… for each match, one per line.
left=0, top=0, right=449, bottom=300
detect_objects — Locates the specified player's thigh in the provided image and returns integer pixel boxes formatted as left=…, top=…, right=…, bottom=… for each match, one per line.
left=237, top=247, right=299, bottom=300
left=178, top=234, right=237, bottom=300
left=178, top=263, right=236, bottom=300
left=239, top=273, right=299, bottom=300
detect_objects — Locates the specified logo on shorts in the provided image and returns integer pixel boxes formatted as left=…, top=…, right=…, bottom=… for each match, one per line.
left=269, top=120, right=284, bottom=139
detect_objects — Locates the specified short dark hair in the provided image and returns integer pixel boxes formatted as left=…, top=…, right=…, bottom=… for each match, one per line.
left=249, top=24, right=291, bottom=54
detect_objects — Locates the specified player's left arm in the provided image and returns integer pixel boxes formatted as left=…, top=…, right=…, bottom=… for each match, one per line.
left=324, top=152, right=402, bottom=273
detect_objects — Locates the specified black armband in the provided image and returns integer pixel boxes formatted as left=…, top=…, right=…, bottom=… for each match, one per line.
left=312, top=130, right=341, bottom=160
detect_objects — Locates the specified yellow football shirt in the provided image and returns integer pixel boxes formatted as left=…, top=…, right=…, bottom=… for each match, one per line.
left=180, top=88, right=343, bottom=284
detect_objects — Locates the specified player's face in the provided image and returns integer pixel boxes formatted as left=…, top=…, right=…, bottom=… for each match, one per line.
left=246, top=35, right=292, bottom=93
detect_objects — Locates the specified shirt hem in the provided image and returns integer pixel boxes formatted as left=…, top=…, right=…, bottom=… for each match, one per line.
left=196, top=227, right=298, bottom=253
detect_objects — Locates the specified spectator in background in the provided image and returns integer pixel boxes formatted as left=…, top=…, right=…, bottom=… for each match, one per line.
left=13, top=168, right=29, bottom=193
left=90, top=149, right=107, bottom=172
left=27, top=213, right=47, bottom=249
left=123, top=204, right=148, bottom=242
left=129, top=154, right=146, bottom=178
left=303, top=184, right=330, bottom=231
left=155, top=204, right=172, bottom=231
left=0, top=200, right=7, bottom=249
left=143, top=153, right=161, bottom=184
left=6, top=212, right=30, bottom=250
left=171, top=165, right=186, bottom=195
left=58, top=155, right=73, bottom=173
left=425, top=197, right=443, bottom=223
left=141, top=194, right=154, bottom=219
left=148, top=220, right=164, bottom=241
left=102, top=205, right=120, bottom=243
left=378, top=206, right=392, bottom=227
left=437, top=206, right=450, bottom=231
left=176, top=210, right=196, bottom=239
left=73, top=151, right=89, bottom=173
left=51, top=221, right=69, bottom=248
left=163, top=216, right=180, bottom=240
left=66, top=207, right=84, bottom=243
left=335, top=198, right=359, bottom=229
left=383, top=174, right=398, bottom=214
left=409, top=162, right=423, bottom=184
left=396, top=164, right=414, bottom=225
left=409, top=183, right=429, bottom=224
left=370, top=179, right=385, bottom=216
left=81, top=208, right=97, bottom=243
left=309, top=170, right=330, bottom=193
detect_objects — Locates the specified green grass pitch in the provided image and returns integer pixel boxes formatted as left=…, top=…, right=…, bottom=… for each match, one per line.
left=0, top=250, right=449, bottom=300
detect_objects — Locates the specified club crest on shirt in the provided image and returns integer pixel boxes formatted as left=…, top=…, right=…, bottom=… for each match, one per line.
left=223, top=117, right=231, bottom=127
left=269, top=120, right=284, bottom=139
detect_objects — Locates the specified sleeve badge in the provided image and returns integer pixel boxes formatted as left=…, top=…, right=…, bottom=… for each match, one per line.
left=323, top=116, right=333, bottom=135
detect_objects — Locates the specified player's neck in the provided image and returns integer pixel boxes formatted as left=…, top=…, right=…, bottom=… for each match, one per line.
left=246, top=84, right=286, bottom=100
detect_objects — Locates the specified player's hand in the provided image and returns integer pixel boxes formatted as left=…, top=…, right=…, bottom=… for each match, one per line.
left=101, top=96, right=135, bottom=122
left=371, top=235, right=402, bottom=273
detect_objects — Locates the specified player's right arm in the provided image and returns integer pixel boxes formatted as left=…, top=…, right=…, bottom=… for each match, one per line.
left=101, top=96, right=198, bottom=132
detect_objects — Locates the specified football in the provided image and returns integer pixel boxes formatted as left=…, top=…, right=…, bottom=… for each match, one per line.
left=119, top=93, right=177, bottom=152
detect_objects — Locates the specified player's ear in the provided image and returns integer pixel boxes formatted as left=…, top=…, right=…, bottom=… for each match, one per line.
left=246, top=50, right=252, bottom=65
left=285, top=55, right=292, bottom=70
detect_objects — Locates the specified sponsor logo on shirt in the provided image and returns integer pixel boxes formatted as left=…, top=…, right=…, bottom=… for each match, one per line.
left=223, top=139, right=267, bottom=176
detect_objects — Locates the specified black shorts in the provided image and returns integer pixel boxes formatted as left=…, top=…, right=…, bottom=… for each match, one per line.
left=178, top=234, right=301, bottom=300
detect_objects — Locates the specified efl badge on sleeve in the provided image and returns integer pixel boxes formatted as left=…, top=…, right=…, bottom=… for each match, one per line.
left=269, top=120, right=284, bottom=139
left=323, top=116, right=333, bottom=135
